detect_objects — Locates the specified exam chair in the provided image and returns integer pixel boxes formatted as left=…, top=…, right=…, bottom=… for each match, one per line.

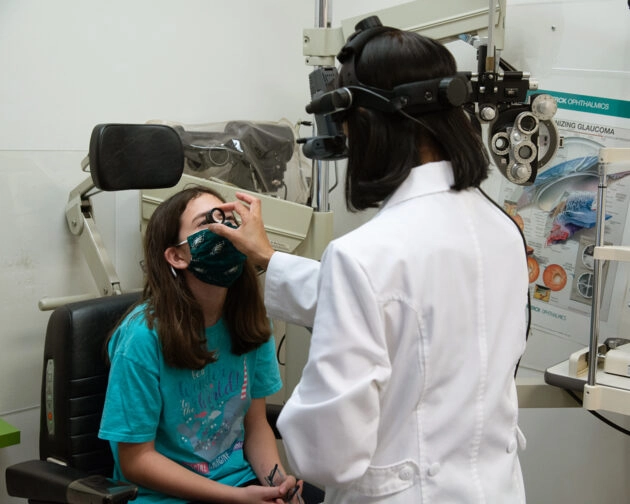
left=5, top=292, right=142, bottom=503
left=6, top=124, right=184, bottom=503
left=6, top=123, right=323, bottom=503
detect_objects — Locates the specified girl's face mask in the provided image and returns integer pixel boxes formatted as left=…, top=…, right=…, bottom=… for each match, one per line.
left=180, top=225, right=246, bottom=287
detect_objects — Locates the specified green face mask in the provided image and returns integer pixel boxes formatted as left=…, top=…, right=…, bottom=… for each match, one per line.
left=184, top=226, right=246, bottom=287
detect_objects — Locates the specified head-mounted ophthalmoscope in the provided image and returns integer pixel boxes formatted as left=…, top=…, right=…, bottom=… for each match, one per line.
left=298, top=16, right=471, bottom=161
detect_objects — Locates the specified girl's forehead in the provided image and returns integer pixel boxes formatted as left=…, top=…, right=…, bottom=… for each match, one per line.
left=184, top=193, right=223, bottom=213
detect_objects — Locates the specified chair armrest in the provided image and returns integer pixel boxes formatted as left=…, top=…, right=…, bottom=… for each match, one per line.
left=6, top=459, right=137, bottom=504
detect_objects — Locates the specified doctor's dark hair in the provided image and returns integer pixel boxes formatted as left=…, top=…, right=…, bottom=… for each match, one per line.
left=340, top=29, right=489, bottom=211
left=138, top=185, right=270, bottom=369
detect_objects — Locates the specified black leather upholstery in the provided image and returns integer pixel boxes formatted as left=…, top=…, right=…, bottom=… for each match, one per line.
left=6, top=293, right=140, bottom=503
left=39, top=292, right=141, bottom=475
left=89, top=124, right=183, bottom=191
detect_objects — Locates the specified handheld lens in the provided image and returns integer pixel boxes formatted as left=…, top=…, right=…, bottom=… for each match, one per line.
left=205, top=208, right=226, bottom=225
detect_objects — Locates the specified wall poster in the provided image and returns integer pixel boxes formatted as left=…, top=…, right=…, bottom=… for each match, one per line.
left=494, top=91, right=630, bottom=344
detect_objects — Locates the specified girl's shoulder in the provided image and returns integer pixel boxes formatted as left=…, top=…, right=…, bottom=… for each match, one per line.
left=115, top=303, right=149, bottom=333
left=110, top=303, right=159, bottom=354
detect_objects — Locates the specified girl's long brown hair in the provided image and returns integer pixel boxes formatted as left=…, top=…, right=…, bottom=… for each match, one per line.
left=136, top=185, right=271, bottom=369
left=341, top=30, right=489, bottom=211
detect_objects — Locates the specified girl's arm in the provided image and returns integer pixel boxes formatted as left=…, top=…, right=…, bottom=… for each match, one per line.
left=243, top=398, right=300, bottom=497
left=118, top=440, right=289, bottom=504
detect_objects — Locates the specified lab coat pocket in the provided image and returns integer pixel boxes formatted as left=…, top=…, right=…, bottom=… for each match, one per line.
left=351, top=459, right=420, bottom=497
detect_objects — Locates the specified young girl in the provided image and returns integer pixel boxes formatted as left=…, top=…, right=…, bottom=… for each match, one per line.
left=99, top=186, right=300, bottom=504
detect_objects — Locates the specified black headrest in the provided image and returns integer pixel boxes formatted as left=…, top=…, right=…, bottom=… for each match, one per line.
left=89, top=124, right=184, bottom=191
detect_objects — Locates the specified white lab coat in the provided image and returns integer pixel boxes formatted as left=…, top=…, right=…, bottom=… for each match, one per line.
left=267, top=161, right=528, bottom=503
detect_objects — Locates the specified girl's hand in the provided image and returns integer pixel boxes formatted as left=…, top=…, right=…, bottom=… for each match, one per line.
left=270, top=472, right=304, bottom=503
left=282, top=478, right=304, bottom=503
left=236, top=483, right=287, bottom=503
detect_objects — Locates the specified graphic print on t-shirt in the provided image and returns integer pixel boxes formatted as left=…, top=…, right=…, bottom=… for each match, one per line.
left=176, top=357, right=249, bottom=474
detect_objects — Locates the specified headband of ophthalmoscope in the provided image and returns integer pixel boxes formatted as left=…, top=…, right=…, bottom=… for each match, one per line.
left=306, top=16, right=471, bottom=119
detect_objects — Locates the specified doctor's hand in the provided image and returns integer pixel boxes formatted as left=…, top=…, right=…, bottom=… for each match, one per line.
left=208, top=192, right=276, bottom=271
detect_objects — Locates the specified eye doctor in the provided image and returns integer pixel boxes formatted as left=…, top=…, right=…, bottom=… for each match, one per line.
left=211, top=18, right=529, bottom=504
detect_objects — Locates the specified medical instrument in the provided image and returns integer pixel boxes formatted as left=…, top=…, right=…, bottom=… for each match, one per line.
left=204, top=207, right=228, bottom=226
left=176, top=121, right=297, bottom=196
left=299, top=1, right=562, bottom=186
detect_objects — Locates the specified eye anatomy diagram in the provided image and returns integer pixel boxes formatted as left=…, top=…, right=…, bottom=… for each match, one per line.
left=542, top=264, right=567, bottom=291
left=499, top=131, right=630, bottom=323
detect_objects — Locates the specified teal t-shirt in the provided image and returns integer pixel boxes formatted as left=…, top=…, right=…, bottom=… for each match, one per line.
left=98, top=304, right=282, bottom=504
